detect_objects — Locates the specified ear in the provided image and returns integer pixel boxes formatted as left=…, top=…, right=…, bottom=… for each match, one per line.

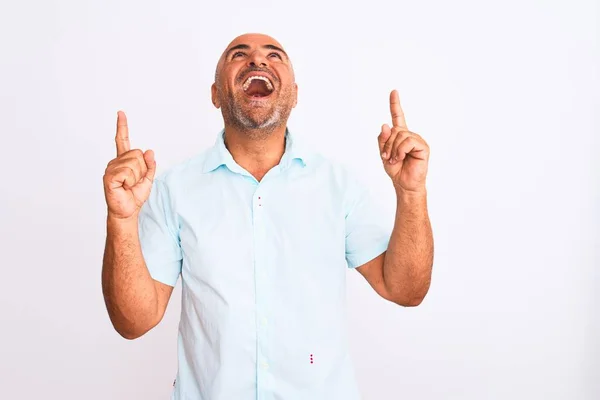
left=211, top=83, right=220, bottom=108
left=292, top=83, right=298, bottom=108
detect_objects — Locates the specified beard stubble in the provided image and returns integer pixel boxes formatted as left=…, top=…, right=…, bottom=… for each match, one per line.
left=217, top=80, right=294, bottom=140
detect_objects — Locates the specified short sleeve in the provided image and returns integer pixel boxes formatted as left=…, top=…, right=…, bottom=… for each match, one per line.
left=344, top=175, right=392, bottom=269
left=138, top=177, right=183, bottom=287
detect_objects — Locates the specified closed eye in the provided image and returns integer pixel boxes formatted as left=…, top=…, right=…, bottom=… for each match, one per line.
left=232, top=51, right=246, bottom=58
left=269, top=52, right=282, bottom=59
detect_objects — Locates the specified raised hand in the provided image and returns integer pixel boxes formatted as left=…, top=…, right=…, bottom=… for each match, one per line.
left=377, top=90, right=430, bottom=193
left=103, top=111, right=156, bottom=220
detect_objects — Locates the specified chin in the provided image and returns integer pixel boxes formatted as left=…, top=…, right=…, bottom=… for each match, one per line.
left=246, top=99, right=271, bottom=108
left=231, top=109, right=281, bottom=132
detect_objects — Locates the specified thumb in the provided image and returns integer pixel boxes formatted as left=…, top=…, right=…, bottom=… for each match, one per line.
left=378, top=124, right=392, bottom=154
left=144, top=149, right=157, bottom=182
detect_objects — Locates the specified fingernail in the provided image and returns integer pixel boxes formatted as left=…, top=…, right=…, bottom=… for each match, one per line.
left=382, top=152, right=387, bottom=158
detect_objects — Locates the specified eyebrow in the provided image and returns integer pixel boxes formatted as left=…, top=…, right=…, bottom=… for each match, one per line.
left=225, top=43, right=289, bottom=60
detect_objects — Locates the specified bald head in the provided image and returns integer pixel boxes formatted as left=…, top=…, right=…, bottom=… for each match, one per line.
left=215, top=33, right=293, bottom=81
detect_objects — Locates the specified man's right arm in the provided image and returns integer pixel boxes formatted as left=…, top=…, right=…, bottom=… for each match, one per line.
left=101, top=110, right=173, bottom=340
left=101, top=214, right=174, bottom=340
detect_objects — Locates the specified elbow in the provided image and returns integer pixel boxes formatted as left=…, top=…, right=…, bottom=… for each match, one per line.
left=393, top=294, right=426, bottom=307
left=387, top=282, right=431, bottom=307
left=110, top=313, right=160, bottom=340
left=111, top=321, right=144, bottom=340
left=117, top=328, right=146, bottom=340
left=104, top=295, right=163, bottom=340
left=115, top=322, right=155, bottom=340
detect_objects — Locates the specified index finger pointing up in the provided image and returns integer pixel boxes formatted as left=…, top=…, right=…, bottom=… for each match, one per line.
left=389, top=90, right=408, bottom=130
left=115, top=110, right=131, bottom=156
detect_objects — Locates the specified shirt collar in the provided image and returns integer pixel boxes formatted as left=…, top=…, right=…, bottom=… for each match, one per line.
left=202, top=128, right=308, bottom=174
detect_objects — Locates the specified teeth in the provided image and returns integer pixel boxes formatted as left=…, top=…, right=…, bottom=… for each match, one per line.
left=242, top=75, right=274, bottom=92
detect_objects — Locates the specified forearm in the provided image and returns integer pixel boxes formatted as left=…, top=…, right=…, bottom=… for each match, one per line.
left=383, top=188, right=433, bottom=306
left=101, top=214, right=159, bottom=339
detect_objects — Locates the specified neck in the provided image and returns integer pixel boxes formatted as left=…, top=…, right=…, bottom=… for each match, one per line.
left=223, top=124, right=288, bottom=180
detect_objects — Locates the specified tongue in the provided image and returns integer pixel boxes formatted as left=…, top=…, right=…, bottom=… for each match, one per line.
left=245, top=80, right=270, bottom=97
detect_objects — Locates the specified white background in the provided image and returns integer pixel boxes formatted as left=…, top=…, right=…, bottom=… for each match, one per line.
left=0, top=0, right=597, bottom=399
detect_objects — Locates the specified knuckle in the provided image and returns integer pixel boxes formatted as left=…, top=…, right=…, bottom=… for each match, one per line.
left=130, top=148, right=144, bottom=158
left=123, top=156, right=139, bottom=168
left=400, top=133, right=412, bottom=142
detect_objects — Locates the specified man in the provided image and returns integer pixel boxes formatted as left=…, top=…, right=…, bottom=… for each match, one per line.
left=102, top=33, right=433, bottom=400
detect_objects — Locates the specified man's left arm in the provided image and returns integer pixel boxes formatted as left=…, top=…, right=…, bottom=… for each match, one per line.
left=356, top=90, right=434, bottom=307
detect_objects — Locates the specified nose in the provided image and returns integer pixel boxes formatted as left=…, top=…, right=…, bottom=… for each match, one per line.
left=248, top=51, right=267, bottom=68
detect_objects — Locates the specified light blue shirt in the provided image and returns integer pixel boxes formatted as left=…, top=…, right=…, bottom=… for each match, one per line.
left=138, top=129, right=391, bottom=400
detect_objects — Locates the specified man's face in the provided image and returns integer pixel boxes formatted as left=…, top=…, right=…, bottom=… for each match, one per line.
left=212, top=34, right=298, bottom=135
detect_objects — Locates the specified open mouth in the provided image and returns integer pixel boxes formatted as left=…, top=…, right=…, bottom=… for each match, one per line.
left=242, top=75, right=274, bottom=99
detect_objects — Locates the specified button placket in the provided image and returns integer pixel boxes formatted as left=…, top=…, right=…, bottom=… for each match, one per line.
left=253, top=187, right=271, bottom=396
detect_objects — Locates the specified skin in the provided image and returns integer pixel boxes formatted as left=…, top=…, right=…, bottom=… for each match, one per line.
left=101, top=33, right=433, bottom=340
